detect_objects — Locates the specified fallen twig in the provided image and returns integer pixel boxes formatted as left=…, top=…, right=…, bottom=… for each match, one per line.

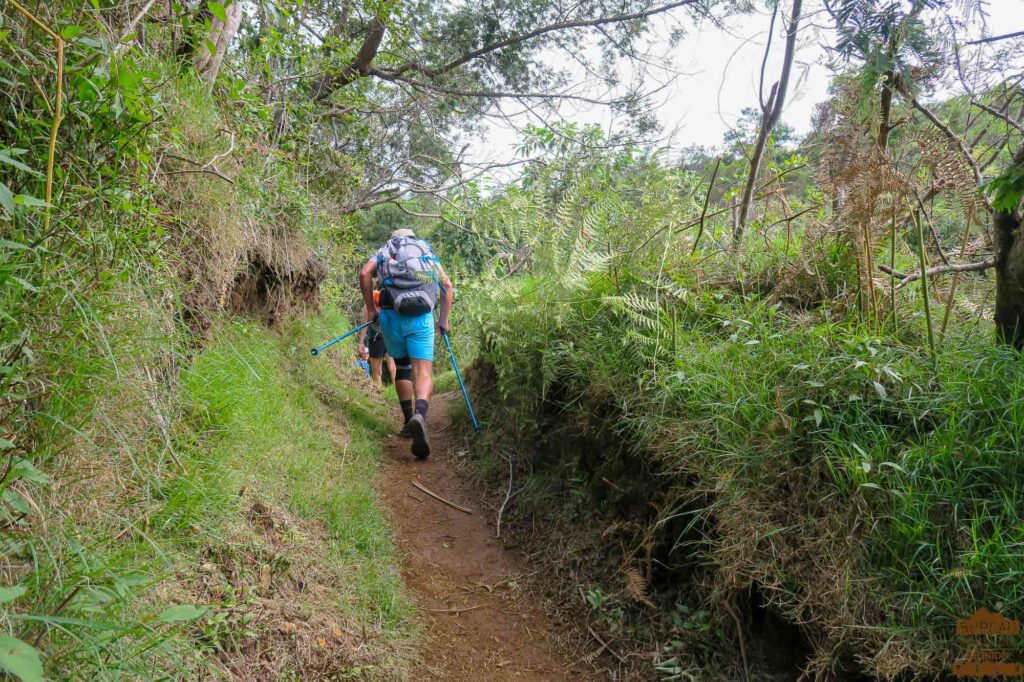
left=495, top=452, right=514, bottom=538
left=412, top=480, right=473, bottom=514
left=425, top=603, right=485, bottom=613
left=587, top=624, right=626, bottom=665
left=723, top=600, right=750, bottom=682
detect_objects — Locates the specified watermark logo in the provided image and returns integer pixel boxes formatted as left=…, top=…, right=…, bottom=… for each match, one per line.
left=953, top=607, right=1023, bottom=679
left=957, top=607, right=1021, bottom=637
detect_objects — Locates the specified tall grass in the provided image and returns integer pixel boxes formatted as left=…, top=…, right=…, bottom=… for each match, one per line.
left=180, top=314, right=409, bottom=629
left=461, top=171, right=1024, bottom=677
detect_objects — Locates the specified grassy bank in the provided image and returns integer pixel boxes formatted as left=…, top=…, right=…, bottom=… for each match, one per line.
left=456, top=176, right=1024, bottom=678
left=1, top=311, right=412, bottom=679
left=468, top=270, right=1024, bottom=678
left=1, top=28, right=409, bottom=675
left=172, top=312, right=412, bottom=677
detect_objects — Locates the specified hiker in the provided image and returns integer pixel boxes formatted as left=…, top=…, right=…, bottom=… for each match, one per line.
left=359, top=228, right=452, bottom=459
left=358, top=288, right=398, bottom=388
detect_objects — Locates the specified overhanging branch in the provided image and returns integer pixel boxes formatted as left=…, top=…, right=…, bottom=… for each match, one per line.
left=315, top=0, right=701, bottom=101
left=372, top=0, right=701, bottom=81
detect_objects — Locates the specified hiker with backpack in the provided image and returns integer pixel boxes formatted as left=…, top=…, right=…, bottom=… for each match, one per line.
left=358, top=228, right=452, bottom=459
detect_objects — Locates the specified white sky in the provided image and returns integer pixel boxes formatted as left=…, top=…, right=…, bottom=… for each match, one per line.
left=463, top=0, right=1024, bottom=179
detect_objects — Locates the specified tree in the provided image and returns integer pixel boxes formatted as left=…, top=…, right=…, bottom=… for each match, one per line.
left=194, top=0, right=242, bottom=83
left=235, top=0, right=727, bottom=219
left=308, top=1, right=709, bottom=103
left=993, top=143, right=1024, bottom=348
left=824, top=0, right=1024, bottom=347
left=733, top=0, right=803, bottom=246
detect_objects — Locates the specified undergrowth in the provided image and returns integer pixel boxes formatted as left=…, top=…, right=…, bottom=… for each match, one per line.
left=1, top=18, right=408, bottom=673
left=2, top=307, right=412, bottom=679
left=460, top=170, right=1024, bottom=679
left=171, top=313, right=412, bottom=678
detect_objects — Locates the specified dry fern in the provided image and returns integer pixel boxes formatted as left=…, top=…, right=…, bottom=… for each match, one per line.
left=624, top=566, right=656, bottom=609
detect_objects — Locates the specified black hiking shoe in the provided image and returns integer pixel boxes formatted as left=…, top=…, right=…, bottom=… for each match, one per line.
left=407, top=413, right=430, bottom=460
left=399, top=421, right=413, bottom=439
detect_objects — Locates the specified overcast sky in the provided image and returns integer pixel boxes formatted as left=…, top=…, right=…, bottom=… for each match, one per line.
left=462, top=0, right=1023, bottom=179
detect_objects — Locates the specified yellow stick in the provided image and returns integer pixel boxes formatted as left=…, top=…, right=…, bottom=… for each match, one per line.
left=8, top=0, right=64, bottom=234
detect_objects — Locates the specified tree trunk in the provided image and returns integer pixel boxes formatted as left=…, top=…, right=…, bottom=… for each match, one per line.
left=994, top=142, right=1024, bottom=349
left=194, top=1, right=242, bottom=83
left=733, top=0, right=803, bottom=246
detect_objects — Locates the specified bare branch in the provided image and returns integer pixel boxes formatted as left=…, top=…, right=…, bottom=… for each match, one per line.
left=161, top=167, right=235, bottom=184
left=878, top=258, right=995, bottom=288
left=758, top=1, right=781, bottom=113
left=692, top=157, right=721, bottom=255
left=312, top=15, right=387, bottom=98
left=119, top=0, right=158, bottom=43
left=370, top=72, right=639, bottom=107
left=734, top=0, right=803, bottom=245
left=971, top=99, right=1024, bottom=134
left=373, top=0, right=702, bottom=81
left=964, top=30, right=1024, bottom=46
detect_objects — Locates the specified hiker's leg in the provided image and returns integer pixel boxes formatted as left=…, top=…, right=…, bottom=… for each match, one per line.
left=369, top=357, right=383, bottom=386
left=393, top=356, right=414, bottom=418
left=402, top=313, right=436, bottom=458
left=385, top=355, right=396, bottom=384
left=378, top=310, right=412, bottom=423
left=411, top=359, right=433, bottom=404
left=368, top=329, right=386, bottom=387
left=405, top=312, right=435, bottom=421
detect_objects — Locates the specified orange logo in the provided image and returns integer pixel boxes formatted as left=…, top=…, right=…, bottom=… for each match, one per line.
left=953, top=608, right=1022, bottom=679
left=956, top=607, right=1021, bottom=637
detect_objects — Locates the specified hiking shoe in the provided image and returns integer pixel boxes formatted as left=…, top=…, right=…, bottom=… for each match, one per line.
left=407, top=413, right=430, bottom=460
left=399, top=420, right=413, bottom=438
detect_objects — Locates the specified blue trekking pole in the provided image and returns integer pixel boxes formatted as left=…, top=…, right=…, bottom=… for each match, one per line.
left=441, top=330, right=480, bottom=432
left=311, top=321, right=372, bottom=357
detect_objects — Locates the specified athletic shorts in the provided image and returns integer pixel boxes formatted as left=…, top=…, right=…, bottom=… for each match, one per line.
left=379, top=309, right=434, bottom=362
left=366, top=325, right=387, bottom=359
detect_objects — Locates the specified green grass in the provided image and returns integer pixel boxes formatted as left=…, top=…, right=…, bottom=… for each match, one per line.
left=177, top=311, right=410, bottom=630
left=468, top=267, right=1024, bottom=678
left=0, top=29, right=411, bottom=678
left=1, top=309, right=412, bottom=680
left=432, top=370, right=459, bottom=394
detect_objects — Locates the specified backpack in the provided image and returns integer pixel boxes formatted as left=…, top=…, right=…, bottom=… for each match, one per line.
left=377, top=236, right=442, bottom=316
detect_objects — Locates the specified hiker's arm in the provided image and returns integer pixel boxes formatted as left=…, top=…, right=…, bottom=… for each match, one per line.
left=357, top=325, right=369, bottom=358
left=438, top=268, right=453, bottom=332
left=358, top=259, right=378, bottom=322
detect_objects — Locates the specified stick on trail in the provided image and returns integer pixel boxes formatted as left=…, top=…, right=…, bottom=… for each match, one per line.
left=412, top=480, right=474, bottom=514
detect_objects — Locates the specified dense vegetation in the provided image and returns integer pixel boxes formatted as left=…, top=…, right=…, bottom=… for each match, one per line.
left=458, top=136, right=1024, bottom=677
left=2, top=0, right=1023, bottom=679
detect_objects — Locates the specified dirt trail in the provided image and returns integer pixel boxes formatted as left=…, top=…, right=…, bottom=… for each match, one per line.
left=379, top=393, right=586, bottom=680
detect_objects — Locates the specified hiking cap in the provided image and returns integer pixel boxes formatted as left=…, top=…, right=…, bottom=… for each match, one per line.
left=391, top=228, right=415, bottom=238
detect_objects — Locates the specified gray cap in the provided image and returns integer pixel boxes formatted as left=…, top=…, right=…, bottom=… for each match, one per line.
left=391, top=228, right=415, bottom=238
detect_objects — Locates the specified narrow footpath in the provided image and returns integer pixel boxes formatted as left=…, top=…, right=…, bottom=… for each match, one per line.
left=379, top=393, right=584, bottom=680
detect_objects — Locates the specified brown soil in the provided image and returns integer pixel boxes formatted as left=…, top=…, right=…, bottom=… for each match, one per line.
left=379, top=393, right=590, bottom=680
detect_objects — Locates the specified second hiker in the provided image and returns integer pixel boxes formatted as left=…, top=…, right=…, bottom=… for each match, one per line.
left=358, top=287, right=398, bottom=388
left=358, top=228, right=452, bottom=459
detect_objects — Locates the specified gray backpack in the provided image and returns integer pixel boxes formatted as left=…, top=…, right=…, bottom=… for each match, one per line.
left=377, top=236, right=442, bottom=316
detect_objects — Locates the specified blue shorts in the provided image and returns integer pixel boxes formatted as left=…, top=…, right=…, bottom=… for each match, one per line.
left=379, top=309, right=434, bottom=361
